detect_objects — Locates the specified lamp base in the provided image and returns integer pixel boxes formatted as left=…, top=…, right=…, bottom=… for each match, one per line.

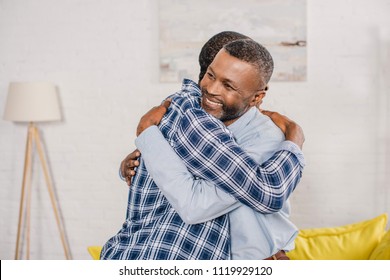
left=14, top=122, right=71, bottom=260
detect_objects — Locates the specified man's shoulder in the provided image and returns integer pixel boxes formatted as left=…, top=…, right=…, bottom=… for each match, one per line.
left=253, top=109, right=284, bottom=138
left=173, top=79, right=200, bottom=98
left=181, top=78, right=201, bottom=93
left=238, top=108, right=285, bottom=143
left=169, top=79, right=201, bottom=112
left=236, top=109, right=285, bottom=163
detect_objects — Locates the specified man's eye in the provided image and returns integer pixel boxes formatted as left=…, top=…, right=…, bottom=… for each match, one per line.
left=207, top=72, right=214, bottom=79
left=224, top=83, right=234, bottom=90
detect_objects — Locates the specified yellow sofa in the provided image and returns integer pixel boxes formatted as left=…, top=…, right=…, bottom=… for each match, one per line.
left=89, top=213, right=390, bottom=260
left=287, top=213, right=390, bottom=260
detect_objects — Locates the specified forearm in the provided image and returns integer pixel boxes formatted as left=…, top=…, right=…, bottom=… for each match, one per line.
left=136, top=126, right=240, bottom=224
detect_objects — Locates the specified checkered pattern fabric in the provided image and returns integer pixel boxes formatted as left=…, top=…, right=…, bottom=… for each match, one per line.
left=100, top=79, right=303, bottom=260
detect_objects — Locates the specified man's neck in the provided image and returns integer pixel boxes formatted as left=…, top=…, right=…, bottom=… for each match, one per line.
left=223, top=106, right=255, bottom=127
left=223, top=118, right=238, bottom=127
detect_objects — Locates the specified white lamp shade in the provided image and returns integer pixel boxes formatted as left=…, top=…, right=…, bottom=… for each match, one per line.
left=3, top=82, right=61, bottom=122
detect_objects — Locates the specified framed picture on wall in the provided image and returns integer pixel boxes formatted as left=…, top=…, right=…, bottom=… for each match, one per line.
left=158, top=0, right=307, bottom=83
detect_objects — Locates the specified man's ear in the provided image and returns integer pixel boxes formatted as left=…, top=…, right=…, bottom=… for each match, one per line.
left=251, top=91, right=266, bottom=107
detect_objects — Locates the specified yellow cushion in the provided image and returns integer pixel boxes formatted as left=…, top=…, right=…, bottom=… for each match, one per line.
left=369, top=229, right=390, bottom=260
left=287, top=213, right=388, bottom=260
left=87, top=246, right=102, bottom=260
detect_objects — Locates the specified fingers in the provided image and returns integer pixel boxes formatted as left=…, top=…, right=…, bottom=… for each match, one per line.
left=124, top=161, right=139, bottom=186
left=261, top=109, right=292, bottom=123
left=154, top=98, right=171, bottom=116
left=259, top=109, right=267, bottom=114
left=261, top=109, right=305, bottom=149
left=161, top=98, right=172, bottom=109
left=136, top=100, right=172, bottom=136
left=260, top=109, right=274, bottom=118
left=125, top=177, right=131, bottom=186
left=261, top=109, right=277, bottom=118
left=261, top=110, right=290, bottom=134
left=129, top=149, right=141, bottom=159
left=120, top=149, right=141, bottom=186
left=120, top=152, right=137, bottom=176
left=285, top=122, right=305, bottom=150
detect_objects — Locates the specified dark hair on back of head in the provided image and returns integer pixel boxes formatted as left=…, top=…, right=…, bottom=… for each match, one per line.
left=198, top=31, right=250, bottom=83
left=223, top=39, right=274, bottom=87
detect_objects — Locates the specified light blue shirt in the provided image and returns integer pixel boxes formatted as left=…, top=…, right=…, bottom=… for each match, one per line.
left=136, top=106, right=299, bottom=259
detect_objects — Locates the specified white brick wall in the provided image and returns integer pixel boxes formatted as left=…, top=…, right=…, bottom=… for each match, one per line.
left=0, top=0, right=389, bottom=259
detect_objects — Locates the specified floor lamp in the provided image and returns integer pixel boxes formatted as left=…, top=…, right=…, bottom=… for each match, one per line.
left=3, top=82, right=71, bottom=260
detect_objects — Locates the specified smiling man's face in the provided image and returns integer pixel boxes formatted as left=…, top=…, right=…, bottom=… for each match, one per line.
left=200, top=49, right=265, bottom=126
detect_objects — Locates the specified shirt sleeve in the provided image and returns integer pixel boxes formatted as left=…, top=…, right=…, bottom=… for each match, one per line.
left=136, top=126, right=240, bottom=224
left=172, top=107, right=305, bottom=213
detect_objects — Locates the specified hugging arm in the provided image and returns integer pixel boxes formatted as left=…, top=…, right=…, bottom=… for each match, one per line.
left=169, top=108, right=304, bottom=213
left=131, top=101, right=305, bottom=215
left=136, top=126, right=240, bottom=224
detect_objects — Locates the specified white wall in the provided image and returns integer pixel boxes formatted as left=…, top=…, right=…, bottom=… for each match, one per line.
left=0, top=0, right=389, bottom=259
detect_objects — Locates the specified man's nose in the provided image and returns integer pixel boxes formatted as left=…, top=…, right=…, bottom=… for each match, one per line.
left=207, top=81, right=221, bottom=96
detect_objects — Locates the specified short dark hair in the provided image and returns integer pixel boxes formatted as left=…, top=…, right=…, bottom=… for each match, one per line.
left=198, top=31, right=250, bottom=83
left=223, top=39, right=274, bottom=87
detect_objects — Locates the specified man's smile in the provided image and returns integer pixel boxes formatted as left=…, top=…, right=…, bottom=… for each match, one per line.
left=203, top=96, right=223, bottom=107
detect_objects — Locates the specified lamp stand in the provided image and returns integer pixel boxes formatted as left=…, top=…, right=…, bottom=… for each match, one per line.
left=14, top=122, right=71, bottom=260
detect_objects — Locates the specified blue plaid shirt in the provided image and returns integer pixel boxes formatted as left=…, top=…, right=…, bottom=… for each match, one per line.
left=100, top=79, right=304, bottom=260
